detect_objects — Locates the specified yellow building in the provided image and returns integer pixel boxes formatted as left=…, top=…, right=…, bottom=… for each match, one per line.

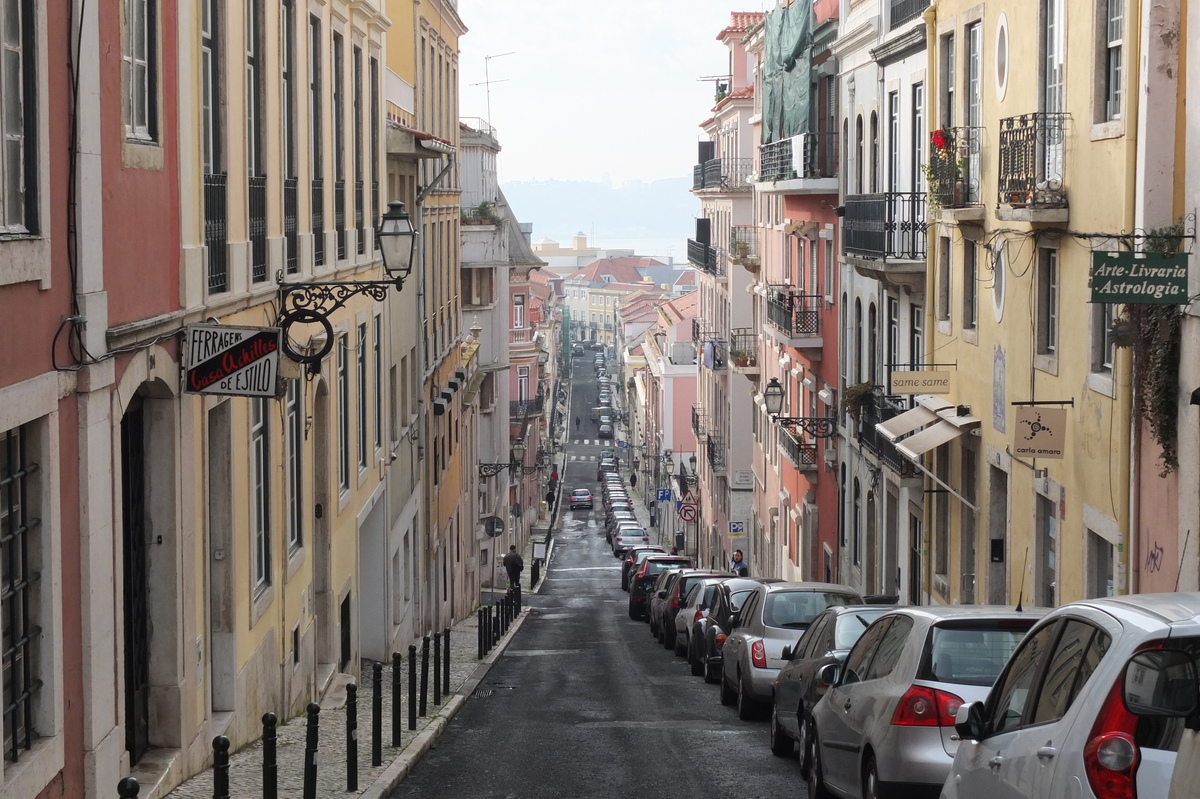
left=915, top=0, right=1138, bottom=607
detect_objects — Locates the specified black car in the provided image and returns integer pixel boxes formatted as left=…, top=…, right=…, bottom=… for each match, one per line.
left=572, top=344, right=585, bottom=356
left=650, top=569, right=727, bottom=650
left=628, top=556, right=694, bottom=620
left=621, top=546, right=666, bottom=590
left=698, top=578, right=782, bottom=683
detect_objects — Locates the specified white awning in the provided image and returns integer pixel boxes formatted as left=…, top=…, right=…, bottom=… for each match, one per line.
left=877, top=405, right=940, bottom=442
left=896, top=421, right=967, bottom=460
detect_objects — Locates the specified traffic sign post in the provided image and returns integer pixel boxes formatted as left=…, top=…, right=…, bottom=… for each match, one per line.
left=678, top=503, right=697, bottom=522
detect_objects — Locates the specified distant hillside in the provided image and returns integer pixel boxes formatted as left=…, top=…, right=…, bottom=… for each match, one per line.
left=501, top=178, right=699, bottom=246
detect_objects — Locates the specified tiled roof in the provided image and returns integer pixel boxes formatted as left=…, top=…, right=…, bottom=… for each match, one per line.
left=662, top=291, right=699, bottom=324
left=564, top=256, right=665, bottom=286
left=675, top=270, right=698, bottom=286
left=717, top=11, right=765, bottom=40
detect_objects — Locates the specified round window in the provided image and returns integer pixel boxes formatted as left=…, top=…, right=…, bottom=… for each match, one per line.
left=995, top=15, right=1009, bottom=101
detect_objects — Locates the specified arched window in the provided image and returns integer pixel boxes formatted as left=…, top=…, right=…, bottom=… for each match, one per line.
left=853, top=478, right=862, bottom=566
left=870, top=111, right=880, bottom=192
left=855, top=115, right=865, bottom=194
left=868, top=302, right=878, bottom=384
left=854, top=298, right=864, bottom=384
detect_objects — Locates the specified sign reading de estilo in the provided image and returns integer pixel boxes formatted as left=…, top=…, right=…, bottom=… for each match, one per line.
left=185, top=324, right=282, bottom=398
left=1013, top=406, right=1067, bottom=460
left=1090, top=252, right=1188, bottom=304
left=889, top=370, right=954, bottom=395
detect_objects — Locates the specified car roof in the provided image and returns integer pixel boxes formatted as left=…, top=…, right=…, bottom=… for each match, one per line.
left=761, top=581, right=862, bottom=596
left=571, top=488, right=591, bottom=494
left=719, top=578, right=783, bottom=592
left=1066, top=592, right=1200, bottom=625
left=880, top=605, right=1050, bottom=623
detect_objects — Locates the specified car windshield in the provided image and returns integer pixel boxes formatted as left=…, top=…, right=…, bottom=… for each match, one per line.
left=572, top=490, right=589, bottom=497
left=834, top=610, right=890, bottom=649
left=763, top=592, right=862, bottom=629
left=645, top=559, right=689, bottom=576
left=920, top=622, right=1036, bottom=686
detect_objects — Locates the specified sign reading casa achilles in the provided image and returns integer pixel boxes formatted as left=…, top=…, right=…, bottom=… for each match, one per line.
left=1013, top=406, right=1067, bottom=460
left=1090, top=252, right=1188, bottom=304
left=185, top=324, right=282, bottom=398
left=889, top=370, right=954, bottom=395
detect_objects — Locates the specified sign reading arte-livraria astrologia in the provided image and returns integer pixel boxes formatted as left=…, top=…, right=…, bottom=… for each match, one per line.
left=1090, top=251, right=1188, bottom=304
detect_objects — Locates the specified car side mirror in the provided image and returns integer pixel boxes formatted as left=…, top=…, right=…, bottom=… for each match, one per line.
left=781, top=645, right=792, bottom=662
left=816, top=663, right=840, bottom=688
left=657, top=590, right=667, bottom=599
left=954, top=701, right=987, bottom=741
left=1123, top=649, right=1199, bottom=717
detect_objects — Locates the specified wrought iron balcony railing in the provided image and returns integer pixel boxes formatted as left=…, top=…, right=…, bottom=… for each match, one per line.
left=371, top=180, right=380, bottom=252
left=687, top=239, right=723, bottom=276
left=249, top=175, right=268, bottom=282
left=283, top=177, right=299, bottom=274
left=693, top=157, right=753, bottom=191
left=204, top=172, right=228, bottom=294
left=311, top=177, right=325, bottom=267
left=857, top=393, right=919, bottom=477
left=927, top=127, right=982, bottom=208
left=355, top=179, right=365, bottom=255
left=510, top=397, right=545, bottom=418
left=729, top=225, right=759, bottom=268
left=706, top=436, right=727, bottom=474
left=781, top=430, right=818, bottom=470
left=759, top=131, right=838, bottom=182
left=998, top=112, right=1068, bottom=208
left=692, top=404, right=708, bottom=440
left=890, top=0, right=930, bottom=29
left=766, top=287, right=821, bottom=339
left=843, top=192, right=927, bottom=260
left=334, top=179, right=347, bottom=260
left=729, top=328, right=758, bottom=369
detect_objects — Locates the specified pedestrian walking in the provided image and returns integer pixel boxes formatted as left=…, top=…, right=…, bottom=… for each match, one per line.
left=502, top=545, right=524, bottom=589
left=731, top=549, right=749, bottom=577
left=575, top=416, right=581, bottom=432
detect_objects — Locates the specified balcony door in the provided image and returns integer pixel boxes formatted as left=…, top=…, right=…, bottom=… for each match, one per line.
left=1041, top=0, right=1065, bottom=183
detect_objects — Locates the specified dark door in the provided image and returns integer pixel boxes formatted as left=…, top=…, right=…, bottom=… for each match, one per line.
left=121, top=397, right=151, bottom=764
left=339, top=594, right=352, bottom=671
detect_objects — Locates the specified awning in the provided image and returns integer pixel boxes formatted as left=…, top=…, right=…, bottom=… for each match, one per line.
left=877, top=405, right=939, bottom=442
left=895, top=421, right=967, bottom=460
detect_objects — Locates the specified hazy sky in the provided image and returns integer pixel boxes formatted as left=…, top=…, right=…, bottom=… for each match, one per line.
left=457, top=1, right=770, bottom=185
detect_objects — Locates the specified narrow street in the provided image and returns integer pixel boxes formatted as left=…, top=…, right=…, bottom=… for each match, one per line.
left=389, top=353, right=806, bottom=798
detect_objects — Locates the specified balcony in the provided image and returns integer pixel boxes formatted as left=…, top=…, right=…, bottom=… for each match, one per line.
left=997, top=112, right=1068, bottom=222
left=729, top=225, right=759, bottom=271
left=692, top=404, right=708, bottom=440
left=765, top=287, right=822, bottom=353
left=858, top=394, right=920, bottom=478
left=311, top=177, right=324, bottom=267
left=687, top=239, right=723, bottom=278
left=692, top=157, right=753, bottom=192
left=843, top=192, right=927, bottom=293
left=249, top=175, right=268, bottom=282
left=928, top=127, right=984, bottom=220
left=510, top=397, right=545, bottom=418
left=729, top=328, right=759, bottom=375
left=889, top=0, right=930, bottom=29
left=706, top=436, right=727, bottom=475
left=781, top=429, right=818, bottom=472
left=204, top=172, right=228, bottom=294
left=284, top=178, right=299, bottom=274
left=758, top=132, right=838, bottom=194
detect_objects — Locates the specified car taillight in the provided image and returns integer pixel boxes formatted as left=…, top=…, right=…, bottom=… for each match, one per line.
left=670, top=592, right=681, bottom=610
left=715, top=633, right=727, bottom=650
left=693, top=609, right=704, bottom=624
left=636, top=566, right=647, bottom=578
left=891, top=686, right=963, bottom=727
left=1084, top=673, right=1142, bottom=799
left=751, top=640, right=767, bottom=669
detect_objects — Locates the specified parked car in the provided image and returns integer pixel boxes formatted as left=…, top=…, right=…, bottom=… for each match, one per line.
left=719, top=582, right=863, bottom=720
left=621, top=546, right=666, bottom=590
left=698, top=578, right=783, bottom=684
left=651, top=569, right=727, bottom=650
left=677, top=577, right=731, bottom=670
left=603, top=512, right=637, bottom=544
left=611, top=524, right=650, bottom=557
left=943, top=592, right=1200, bottom=799
left=807, top=605, right=1045, bottom=799
left=568, top=488, right=593, bottom=510
left=628, top=556, right=693, bottom=620
left=572, top=344, right=584, bottom=356
left=769, top=605, right=892, bottom=763
left=597, top=459, right=620, bottom=480
left=598, top=424, right=614, bottom=439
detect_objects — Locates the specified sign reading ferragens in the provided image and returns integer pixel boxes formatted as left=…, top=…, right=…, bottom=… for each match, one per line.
left=185, top=324, right=282, bottom=398
left=1090, top=252, right=1188, bottom=304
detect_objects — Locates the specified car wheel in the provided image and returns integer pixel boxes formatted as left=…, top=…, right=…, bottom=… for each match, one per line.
left=703, top=652, right=719, bottom=684
left=769, top=701, right=793, bottom=757
left=807, top=731, right=832, bottom=799
left=689, top=642, right=704, bottom=676
left=628, top=604, right=639, bottom=621
left=862, top=753, right=885, bottom=799
left=657, top=623, right=666, bottom=645
left=736, top=673, right=757, bottom=721
left=664, top=626, right=675, bottom=651
left=620, top=573, right=627, bottom=591
left=719, top=669, right=736, bottom=706
left=673, top=630, right=686, bottom=657
left=797, top=714, right=811, bottom=777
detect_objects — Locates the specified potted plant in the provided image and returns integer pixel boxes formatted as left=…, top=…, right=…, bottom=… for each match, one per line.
left=923, top=129, right=968, bottom=212
left=840, top=381, right=877, bottom=422
left=731, top=349, right=754, bottom=368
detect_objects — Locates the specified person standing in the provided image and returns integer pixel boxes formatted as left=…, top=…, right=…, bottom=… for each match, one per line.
left=503, top=545, right=524, bottom=589
left=730, top=549, right=749, bottom=577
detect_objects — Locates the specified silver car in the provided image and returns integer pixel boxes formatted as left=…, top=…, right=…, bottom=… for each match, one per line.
left=719, top=582, right=863, bottom=721
left=943, top=593, right=1200, bottom=799
left=808, top=606, right=1045, bottom=799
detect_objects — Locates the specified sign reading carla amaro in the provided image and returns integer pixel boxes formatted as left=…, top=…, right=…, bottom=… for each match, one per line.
left=889, top=370, right=954, bottom=395
left=185, top=324, right=282, bottom=398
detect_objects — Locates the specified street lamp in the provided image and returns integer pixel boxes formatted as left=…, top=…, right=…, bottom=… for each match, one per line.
left=762, top=376, right=837, bottom=438
left=278, top=201, right=419, bottom=367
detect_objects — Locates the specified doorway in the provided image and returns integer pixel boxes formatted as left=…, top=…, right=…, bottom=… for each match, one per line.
left=339, top=593, right=352, bottom=672
left=313, top=382, right=334, bottom=671
left=121, top=397, right=150, bottom=764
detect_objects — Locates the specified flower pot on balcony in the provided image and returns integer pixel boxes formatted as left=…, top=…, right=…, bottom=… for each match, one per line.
left=1008, top=191, right=1026, bottom=207
left=953, top=180, right=965, bottom=208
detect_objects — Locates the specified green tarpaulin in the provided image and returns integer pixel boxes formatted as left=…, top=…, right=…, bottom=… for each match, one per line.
left=762, top=1, right=813, bottom=144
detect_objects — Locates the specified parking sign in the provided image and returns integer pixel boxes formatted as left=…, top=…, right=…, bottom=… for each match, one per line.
left=729, top=521, right=746, bottom=536
left=655, top=488, right=672, bottom=502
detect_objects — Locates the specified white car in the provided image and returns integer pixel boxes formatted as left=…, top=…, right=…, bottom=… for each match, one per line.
left=942, top=592, right=1200, bottom=799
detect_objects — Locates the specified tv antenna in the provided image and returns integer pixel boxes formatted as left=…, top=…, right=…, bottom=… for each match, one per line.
left=471, top=51, right=515, bottom=125
left=698, top=73, right=732, bottom=96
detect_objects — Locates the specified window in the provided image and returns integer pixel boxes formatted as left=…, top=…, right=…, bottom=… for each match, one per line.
left=853, top=299, right=863, bottom=383
left=868, top=303, right=878, bottom=384
left=517, top=366, right=529, bottom=402
left=869, top=112, right=879, bottom=192
left=250, top=398, right=271, bottom=590
left=824, top=239, right=834, bottom=296
left=332, top=32, right=344, bottom=181
left=245, top=0, right=262, bottom=175
left=1032, top=621, right=1110, bottom=724
left=1, top=425, right=40, bottom=760
left=285, top=380, right=302, bottom=551
left=513, top=294, right=526, bottom=329
left=863, top=615, right=912, bottom=681
left=843, top=617, right=892, bottom=685
left=373, top=316, right=382, bottom=450
left=1102, top=0, right=1123, bottom=120
left=281, top=0, right=295, bottom=178
left=1087, top=529, right=1115, bottom=597
left=308, top=15, right=322, bottom=178
left=965, top=22, right=982, bottom=199
left=910, top=305, right=923, bottom=368
left=337, top=334, right=349, bottom=491
left=1036, top=249, right=1059, bottom=356
left=963, top=241, right=978, bottom=330
left=370, top=56, right=379, bottom=251
left=1091, top=302, right=1116, bottom=374
left=1037, top=494, right=1057, bottom=607
left=357, top=322, right=367, bottom=469
left=123, top=0, right=156, bottom=142
left=990, top=621, right=1058, bottom=733
left=887, top=298, right=899, bottom=370
left=937, top=238, right=952, bottom=321
left=911, top=83, right=925, bottom=191
left=854, top=115, right=864, bottom=193
left=200, top=1, right=220, bottom=172
left=1, top=0, right=36, bottom=233
left=887, top=91, right=899, bottom=191
left=941, top=34, right=956, bottom=128
left=852, top=479, right=862, bottom=566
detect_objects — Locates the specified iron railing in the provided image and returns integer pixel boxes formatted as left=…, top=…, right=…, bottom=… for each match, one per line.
left=311, top=178, right=325, bottom=267
left=706, top=436, right=726, bottom=474
left=927, top=127, right=982, bottom=208
left=203, top=172, right=228, bottom=294
left=759, top=131, right=838, bottom=182
left=729, top=328, right=758, bottom=369
left=687, top=239, right=722, bottom=276
left=766, top=287, right=821, bottom=338
left=355, top=179, right=365, bottom=255
left=889, top=0, right=930, bottom=29
left=692, top=405, right=707, bottom=440
left=998, top=112, right=1068, bottom=208
left=843, top=192, right=927, bottom=260
left=283, top=178, right=298, bottom=274
left=509, top=397, right=544, bottom=418
left=693, top=157, right=753, bottom=191
left=729, top=225, right=759, bottom=267
left=857, top=393, right=920, bottom=477
left=371, top=181, right=380, bottom=251
left=781, top=430, right=818, bottom=470
left=334, top=179, right=346, bottom=260
left=248, top=176, right=268, bottom=282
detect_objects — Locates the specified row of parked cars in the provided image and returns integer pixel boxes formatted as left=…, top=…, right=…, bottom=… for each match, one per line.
left=618, top=551, right=1200, bottom=799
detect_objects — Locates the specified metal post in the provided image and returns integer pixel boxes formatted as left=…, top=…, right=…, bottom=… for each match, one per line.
left=408, top=645, right=417, bottom=730
left=303, top=702, right=319, bottom=799
left=443, top=627, right=450, bottom=695
left=531, top=560, right=540, bottom=588
left=391, top=652, right=402, bottom=747
left=262, top=713, right=278, bottom=799
left=371, top=662, right=382, bottom=767
left=432, top=631, right=442, bottom=705
left=493, top=603, right=502, bottom=644
left=419, top=635, right=430, bottom=716
left=477, top=608, right=485, bottom=659
left=117, top=777, right=140, bottom=799
left=346, top=684, right=358, bottom=792
left=514, top=583, right=522, bottom=613
left=212, top=736, right=231, bottom=799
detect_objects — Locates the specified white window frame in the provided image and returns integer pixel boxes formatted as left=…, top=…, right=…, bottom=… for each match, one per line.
left=1035, top=247, right=1059, bottom=371
left=373, top=315, right=382, bottom=451
left=337, top=334, right=349, bottom=492
left=122, top=0, right=155, bottom=142
left=285, top=380, right=303, bottom=552
left=357, top=322, right=368, bottom=471
left=250, top=397, right=271, bottom=591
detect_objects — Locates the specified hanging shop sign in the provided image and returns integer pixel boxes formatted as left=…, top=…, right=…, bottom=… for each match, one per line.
left=185, top=324, right=282, bottom=398
left=1090, top=252, right=1188, bottom=304
left=1013, top=406, right=1067, bottom=459
left=889, top=370, right=955, bottom=395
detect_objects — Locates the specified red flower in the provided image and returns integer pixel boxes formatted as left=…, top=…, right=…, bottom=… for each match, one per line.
left=932, top=129, right=948, bottom=151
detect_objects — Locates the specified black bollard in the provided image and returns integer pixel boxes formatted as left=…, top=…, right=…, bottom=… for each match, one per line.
left=408, top=645, right=417, bottom=731
left=371, top=662, right=382, bottom=767
left=346, top=683, right=358, bottom=792
left=433, top=631, right=442, bottom=705
left=303, top=702, right=320, bottom=799
left=419, top=635, right=430, bottom=716
left=262, top=712, right=278, bottom=799
left=391, top=652, right=402, bottom=747
left=443, top=627, right=450, bottom=695
left=213, top=735, right=231, bottom=799
left=477, top=607, right=485, bottom=659
left=531, top=560, right=540, bottom=588
left=514, top=583, right=522, bottom=613
left=493, top=602, right=502, bottom=644
left=117, top=777, right=140, bottom=799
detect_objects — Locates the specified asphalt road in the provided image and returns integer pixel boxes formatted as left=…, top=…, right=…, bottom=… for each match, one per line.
left=390, top=352, right=807, bottom=799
